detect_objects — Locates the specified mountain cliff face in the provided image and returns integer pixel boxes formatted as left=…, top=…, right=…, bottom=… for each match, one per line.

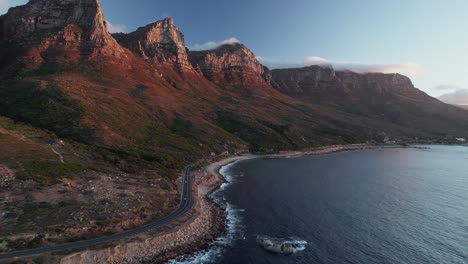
left=271, top=66, right=468, bottom=137
left=113, top=18, right=194, bottom=74
left=271, top=66, right=344, bottom=97
left=271, top=66, right=430, bottom=102
left=188, top=43, right=271, bottom=88
left=0, top=0, right=124, bottom=62
left=336, top=71, right=429, bottom=99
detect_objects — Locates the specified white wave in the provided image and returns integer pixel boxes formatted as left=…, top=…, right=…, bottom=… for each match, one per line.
left=167, top=247, right=223, bottom=264
left=285, top=239, right=308, bottom=253
left=218, top=159, right=243, bottom=190
left=168, top=203, right=244, bottom=264
left=168, top=160, right=246, bottom=264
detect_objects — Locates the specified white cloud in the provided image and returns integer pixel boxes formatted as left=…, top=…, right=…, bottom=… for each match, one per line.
left=256, top=56, right=304, bottom=69
left=438, top=89, right=468, bottom=105
left=304, top=57, right=422, bottom=76
left=0, top=0, right=27, bottom=15
left=0, top=0, right=7, bottom=12
left=107, top=20, right=127, bottom=34
left=433, top=85, right=464, bottom=92
left=188, top=37, right=241, bottom=51
left=259, top=55, right=422, bottom=77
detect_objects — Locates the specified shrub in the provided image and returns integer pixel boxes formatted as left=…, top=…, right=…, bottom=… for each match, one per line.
left=169, top=115, right=193, bottom=135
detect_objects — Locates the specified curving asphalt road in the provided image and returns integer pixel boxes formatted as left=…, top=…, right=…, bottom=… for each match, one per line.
left=0, top=165, right=195, bottom=261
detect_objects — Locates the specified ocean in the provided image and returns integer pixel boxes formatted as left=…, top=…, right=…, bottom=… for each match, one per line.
left=172, top=146, right=468, bottom=264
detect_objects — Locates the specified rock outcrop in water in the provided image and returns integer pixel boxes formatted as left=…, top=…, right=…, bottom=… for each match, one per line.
left=0, top=0, right=124, bottom=61
left=188, top=43, right=272, bottom=88
left=257, top=236, right=307, bottom=255
left=113, top=18, right=195, bottom=74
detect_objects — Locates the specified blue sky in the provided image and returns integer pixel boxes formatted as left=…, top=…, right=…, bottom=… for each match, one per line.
left=2, top=0, right=468, bottom=101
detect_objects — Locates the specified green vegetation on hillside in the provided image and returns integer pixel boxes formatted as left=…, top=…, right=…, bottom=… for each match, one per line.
left=0, top=80, right=95, bottom=142
left=215, top=111, right=295, bottom=152
left=18, top=160, right=87, bottom=185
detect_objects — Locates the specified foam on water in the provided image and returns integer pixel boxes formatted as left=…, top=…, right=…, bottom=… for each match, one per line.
left=285, top=238, right=308, bottom=253
left=218, top=159, right=244, bottom=190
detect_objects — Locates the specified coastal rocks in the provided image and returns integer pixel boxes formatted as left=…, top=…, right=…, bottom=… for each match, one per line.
left=113, top=18, right=195, bottom=74
left=257, top=236, right=307, bottom=255
left=0, top=0, right=124, bottom=61
left=188, top=43, right=272, bottom=88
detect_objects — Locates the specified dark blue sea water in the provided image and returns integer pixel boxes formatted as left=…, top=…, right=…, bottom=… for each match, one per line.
left=173, top=146, right=468, bottom=264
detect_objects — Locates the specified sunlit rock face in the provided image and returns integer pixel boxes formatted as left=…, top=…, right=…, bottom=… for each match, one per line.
left=113, top=18, right=195, bottom=74
left=0, top=0, right=124, bottom=61
left=188, top=43, right=272, bottom=88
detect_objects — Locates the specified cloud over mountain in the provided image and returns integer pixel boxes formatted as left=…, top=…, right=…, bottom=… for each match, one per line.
left=438, top=89, right=468, bottom=105
left=107, top=20, right=127, bottom=33
left=433, top=85, right=465, bottom=91
left=258, top=56, right=422, bottom=77
left=188, top=37, right=241, bottom=51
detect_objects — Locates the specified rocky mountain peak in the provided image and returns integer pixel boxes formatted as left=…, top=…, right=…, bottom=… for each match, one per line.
left=188, top=42, right=271, bottom=88
left=0, top=0, right=124, bottom=60
left=113, top=18, right=194, bottom=73
left=161, top=17, right=175, bottom=26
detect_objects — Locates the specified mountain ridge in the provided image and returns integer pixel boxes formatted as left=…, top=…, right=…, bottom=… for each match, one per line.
left=270, top=65, right=468, bottom=138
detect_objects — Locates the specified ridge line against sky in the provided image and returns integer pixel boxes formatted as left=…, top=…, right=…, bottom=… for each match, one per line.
left=2, top=0, right=468, bottom=103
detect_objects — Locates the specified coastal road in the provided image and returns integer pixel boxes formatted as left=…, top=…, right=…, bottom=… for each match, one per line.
left=0, top=165, right=195, bottom=261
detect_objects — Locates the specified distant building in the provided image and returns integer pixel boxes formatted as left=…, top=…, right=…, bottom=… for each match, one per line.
left=456, top=138, right=466, bottom=142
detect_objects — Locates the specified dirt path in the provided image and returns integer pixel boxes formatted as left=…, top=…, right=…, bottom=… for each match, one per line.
left=51, top=147, right=65, bottom=164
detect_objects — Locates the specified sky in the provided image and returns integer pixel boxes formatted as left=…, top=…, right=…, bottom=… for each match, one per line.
left=2, top=0, right=468, bottom=103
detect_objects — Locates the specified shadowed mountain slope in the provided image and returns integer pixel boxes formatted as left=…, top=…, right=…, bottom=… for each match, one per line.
left=271, top=66, right=468, bottom=139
